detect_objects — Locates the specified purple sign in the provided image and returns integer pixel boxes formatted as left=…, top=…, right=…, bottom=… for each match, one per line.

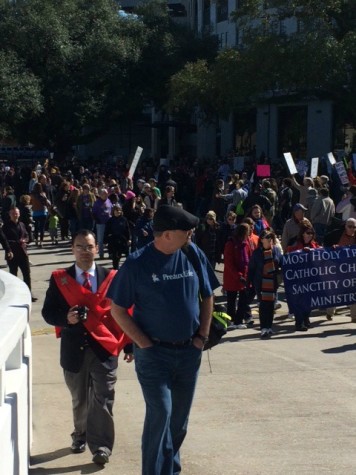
left=282, top=246, right=356, bottom=315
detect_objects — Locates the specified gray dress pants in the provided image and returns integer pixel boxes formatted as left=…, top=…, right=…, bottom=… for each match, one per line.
left=64, top=347, right=117, bottom=455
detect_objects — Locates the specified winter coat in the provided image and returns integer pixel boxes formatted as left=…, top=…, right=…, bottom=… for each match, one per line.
left=223, top=238, right=252, bottom=292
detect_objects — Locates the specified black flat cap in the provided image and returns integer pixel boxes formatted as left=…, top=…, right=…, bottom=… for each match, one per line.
left=153, top=205, right=199, bottom=231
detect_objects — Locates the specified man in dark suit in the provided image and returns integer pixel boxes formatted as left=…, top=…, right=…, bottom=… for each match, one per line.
left=42, top=229, right=132, bottom=466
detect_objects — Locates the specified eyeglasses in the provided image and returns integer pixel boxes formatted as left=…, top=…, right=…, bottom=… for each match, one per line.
left=75, top=244, right=96, bottom=252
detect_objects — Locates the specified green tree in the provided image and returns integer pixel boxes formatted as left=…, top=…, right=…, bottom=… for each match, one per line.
left=0, top=50, right=43, bottom=140
left=0, top=0, right=147, bottom=151
left=169, top=0, right=356, bottom=123
left=0, top=0, right=217, bottom=152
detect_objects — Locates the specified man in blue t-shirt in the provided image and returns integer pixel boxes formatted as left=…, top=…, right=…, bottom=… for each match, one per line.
left=108, top=205, right=219, bottom=475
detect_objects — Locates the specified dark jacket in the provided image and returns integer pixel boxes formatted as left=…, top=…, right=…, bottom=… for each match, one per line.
left=104, top=215, right=131, bottom=253
left=2, top=220, right=29, bottom=258
left=0, top=228, right=11, bottom=254
left=323, top=226, right=345, bottom=247
left=247, top=245, right=282, bottom=296
left=42, top=264, right=118, bottom=372
left=195, top=223, right=222, bottom=264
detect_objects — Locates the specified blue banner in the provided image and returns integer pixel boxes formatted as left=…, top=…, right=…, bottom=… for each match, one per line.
left=282, top=246, right=356, bottom=315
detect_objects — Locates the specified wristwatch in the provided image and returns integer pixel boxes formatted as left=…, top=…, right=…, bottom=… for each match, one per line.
left=194, top=333, right=209, bottom=345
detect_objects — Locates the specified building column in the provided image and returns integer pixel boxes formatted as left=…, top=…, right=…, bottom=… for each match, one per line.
left=197, top=119, right=217, bottom=160
left=307, top=100, right=333, bottom=157
left=220, top=114, right=234, bottom=156
left=256, top=104, right=278, bottom=161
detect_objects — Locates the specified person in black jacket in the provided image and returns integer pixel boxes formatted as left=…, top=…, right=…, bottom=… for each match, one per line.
left=41, top=229, right=132, bottom=466
left=1, top=186, right=16, bottom=223
left=0, top=225, right=13, bottom=262
left=2, top=207, right=37, bottom=302
left=104, top=204, right=131, bottom=269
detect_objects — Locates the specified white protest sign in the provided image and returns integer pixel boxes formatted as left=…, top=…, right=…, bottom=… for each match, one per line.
left=128, top=146, right=143, bottom=178
left=310, top=157, right=319, bottom=178
left=327, top=152, right=336, bottom=165
left=334, top=161, right=349, bottom=185
left=283, top=152, right=298, bottom=175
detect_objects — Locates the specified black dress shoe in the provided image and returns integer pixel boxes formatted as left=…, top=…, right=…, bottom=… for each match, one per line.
left=71, top=440, right=86, bottom=453
left=295, top=324, right=308, bottom=332
left=92, top=450, right=109, bottom=465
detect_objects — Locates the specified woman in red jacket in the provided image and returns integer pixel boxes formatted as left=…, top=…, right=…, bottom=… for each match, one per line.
left=223, top=223, right=253, bottom=329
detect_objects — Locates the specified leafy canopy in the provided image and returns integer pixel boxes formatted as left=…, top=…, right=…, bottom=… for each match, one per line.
left=169, top=0, right=356, bottom=121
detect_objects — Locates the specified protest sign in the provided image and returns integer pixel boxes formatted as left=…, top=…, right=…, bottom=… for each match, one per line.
left=256, top=164, right=270, bottom=177
left=283, top=153, right=298, bottom=175
left=334, top=161, right=349, bottom=185
left=310, top=157, right=319, bottom=178
left=128, top=146, right=143, bottom=178
left=282, top=246, right=356, bottom=315
left=327, top=152, right=336, bottom=165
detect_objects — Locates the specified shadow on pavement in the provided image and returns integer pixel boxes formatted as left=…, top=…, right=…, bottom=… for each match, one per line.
left=30, top=449, right=104, bottom=474
left=29, top=464, right=103, bottom=474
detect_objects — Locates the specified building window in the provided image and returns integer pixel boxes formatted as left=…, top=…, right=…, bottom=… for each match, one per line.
left=217, top=0, right=228, bottom=22
left=278, top=105, right=308, bottom=158
left=203, top=0, right=210, bottom=26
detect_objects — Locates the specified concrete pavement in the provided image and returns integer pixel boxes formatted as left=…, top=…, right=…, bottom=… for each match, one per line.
left=24, top=239, right=356, bottom=474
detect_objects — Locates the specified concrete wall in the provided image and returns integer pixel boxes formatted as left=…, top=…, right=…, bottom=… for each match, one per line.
left=307, top=100, right=333, bottom=157
left=0, top=271, right=32, bottom=475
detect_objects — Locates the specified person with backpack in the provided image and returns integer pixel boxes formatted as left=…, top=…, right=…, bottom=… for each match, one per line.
left=108, top=205, right=219, bottom=475
left=217, top=179, right=248, bottom=218
left=243, top=183, right=272, bottom=217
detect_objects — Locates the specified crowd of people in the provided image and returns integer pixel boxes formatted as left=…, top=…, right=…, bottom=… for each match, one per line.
left=1, top=154, right=355, bottom=472
left=0, top=155, right=355, bottom=319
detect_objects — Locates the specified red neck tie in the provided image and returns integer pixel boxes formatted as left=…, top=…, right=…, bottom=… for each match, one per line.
left=82, top=271, right=92, bottom=291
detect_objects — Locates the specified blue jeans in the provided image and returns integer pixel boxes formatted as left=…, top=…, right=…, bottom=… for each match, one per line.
left=134, top=344, right=202, bottom=475
left=33, top=214, right=47, bottom=241
left=96, top=223, right=106, bottom=256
